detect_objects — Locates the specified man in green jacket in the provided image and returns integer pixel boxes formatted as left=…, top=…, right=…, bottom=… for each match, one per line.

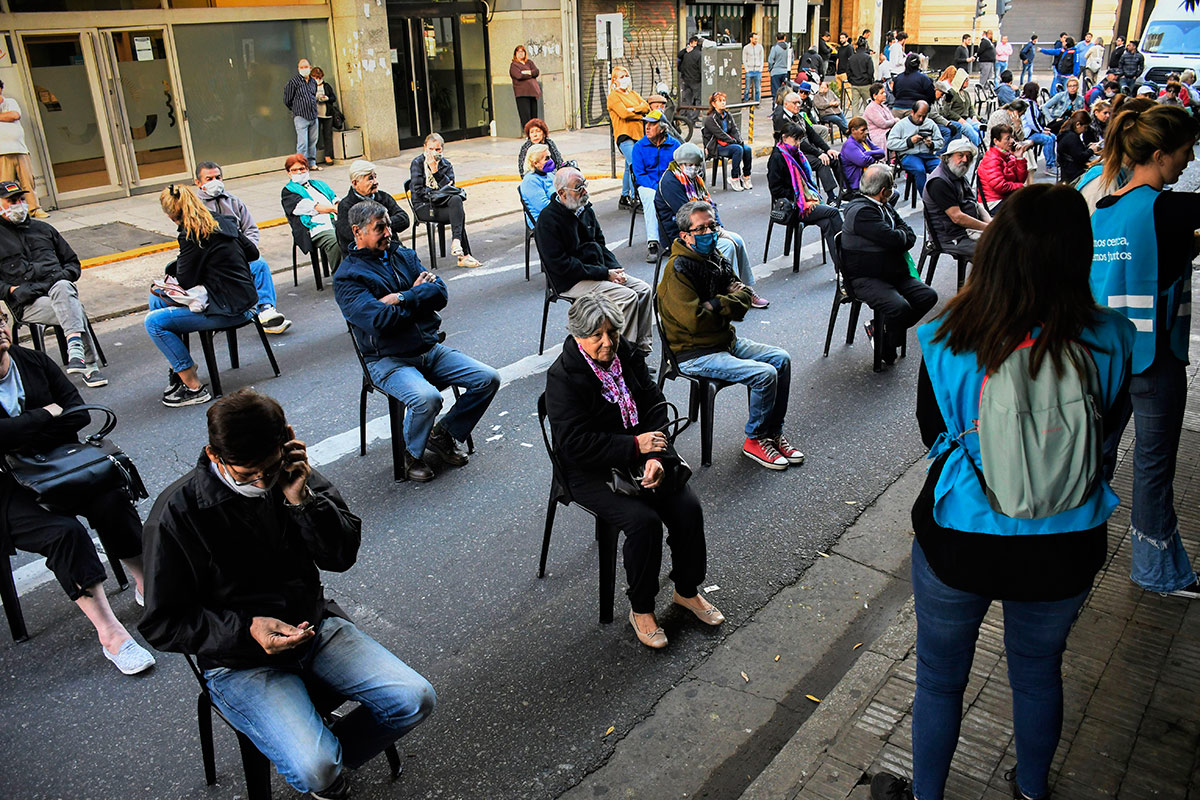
left=655, top=200, right=802, bottom=471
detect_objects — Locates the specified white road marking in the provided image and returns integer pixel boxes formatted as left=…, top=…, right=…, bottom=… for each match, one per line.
left=447, top=260, right=536, bottom=280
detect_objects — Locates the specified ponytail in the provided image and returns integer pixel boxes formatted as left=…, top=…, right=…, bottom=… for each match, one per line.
left=1102, top=103, right=1197, bottom=187
left=160, top=184, right=218, bottom=242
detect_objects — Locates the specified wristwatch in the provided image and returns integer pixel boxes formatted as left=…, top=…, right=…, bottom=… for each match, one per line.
left=283, top=486, right=316, bottom=509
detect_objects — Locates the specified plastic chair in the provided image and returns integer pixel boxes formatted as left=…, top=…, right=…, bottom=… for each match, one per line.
left=762, top=200, right=828, bottom=274
left=709, top=154, right=730, bottom=190
left=824, top=232, right=906, bottom=373
left=281, top=203, right=330, bottom=291
left=518, top=189, right=537, bottom=282
left=15, top=314, right=108, bottom=367
left=536, top=393, right=621, bottom=624
left=538, top=272, right=574, bottom=356
left=182, top=316, right=281, bottom=399
left=917, top=205, right=971, bottom=291
left=627, top=191, right=643, bottom=247
left=404, top=179, right=447, bottom=270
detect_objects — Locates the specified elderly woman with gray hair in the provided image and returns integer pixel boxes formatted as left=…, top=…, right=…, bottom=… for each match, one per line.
left=334, top=159, right=410, bottom=253
left=545, top=292, right=723, bottom=649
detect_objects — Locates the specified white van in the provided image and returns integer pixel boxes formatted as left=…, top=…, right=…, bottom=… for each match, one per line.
left=1139, top=3, right=1200, bottom=84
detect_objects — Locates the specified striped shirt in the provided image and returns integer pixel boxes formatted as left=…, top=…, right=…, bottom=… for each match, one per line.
left=284, top=74, right=318, bottom=121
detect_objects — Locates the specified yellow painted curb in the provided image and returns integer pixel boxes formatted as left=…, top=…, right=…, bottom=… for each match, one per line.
left=80, top=173, right=617, bottom=270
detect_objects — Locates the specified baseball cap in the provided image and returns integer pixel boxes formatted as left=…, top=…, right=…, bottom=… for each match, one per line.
left=0, top=181, right=26, bottom=199
left=642, top=109, right=665, bottom=123
left=942, top=138, right=978, bottom=158
left=1136, top=84, right=1155, bottom=96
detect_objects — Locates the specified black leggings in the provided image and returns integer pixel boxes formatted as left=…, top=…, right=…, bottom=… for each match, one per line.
left=415, top=198, right=471, bottom=255
left=515, top=97, right=538, bottom=128
left=567, top=478, right=707, bottom=613
left=4, top=483, right=142, bottom=600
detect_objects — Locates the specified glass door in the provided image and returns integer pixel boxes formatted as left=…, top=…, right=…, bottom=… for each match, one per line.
left=20, top=32, right=122, bottom=200
left=99, top=28, right=191, bottom=189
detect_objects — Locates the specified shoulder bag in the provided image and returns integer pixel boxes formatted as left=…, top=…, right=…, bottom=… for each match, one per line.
left=2, top=405, right=149, bottom=507
left=770, top=197, right=797, bottom=224
left=428, top=185, right=467, bottom=207
left=607, top=401, right=693, bottom=497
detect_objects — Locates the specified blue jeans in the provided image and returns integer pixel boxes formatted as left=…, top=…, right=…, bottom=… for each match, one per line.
left=1027, top=131, right=1056, bottom=168
left=936, top=121, right=981, bottom=152
left=144, top=294, right=253, bottom=374
left=996, top=60, right=1008, bottom=85
left=820, top=113, right=850, bottom=135
left=1020, top=61, right=1034, bottom=85
left=618, top=138, right=636, bottom=198
left=204, top=617, right=435, bottom=794
left=911, top=540, right=1088, bottom=800
left=636, top=185, right=660, bottom=243
left=770, top=73, right=790, bottom=100
left=716, top=230, right=754, bottom=287
left=1103, top=356, right=1197, bottom=592
left=249, top=258, right=276, bottom=311
left=293, top=115, right=318, bottom=165
left=714, top=142, right=753, bottom=178
left=899, top=153, right=940, bottom=194
left=744, top=71, right=762, bottom=102
left=366, top=342, right=500, bottom=458
left=1050, top=73, right=1068, bottom=93
left=678, top=337, right=790, bottom=438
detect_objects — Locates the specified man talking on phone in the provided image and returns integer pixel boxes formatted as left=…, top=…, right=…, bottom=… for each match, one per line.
left=139, top=389, right=436, bottom=800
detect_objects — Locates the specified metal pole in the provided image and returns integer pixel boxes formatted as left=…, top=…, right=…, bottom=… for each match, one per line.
left=607, top=20, right=616, bottom=180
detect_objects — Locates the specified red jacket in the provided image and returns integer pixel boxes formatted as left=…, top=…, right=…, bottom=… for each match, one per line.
left=977, top=147, right=1027, bottom=204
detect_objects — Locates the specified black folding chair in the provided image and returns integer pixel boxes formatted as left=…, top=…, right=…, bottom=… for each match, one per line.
left=627, top=191, right=643, bottom=247
left=518, top=189, right=538, bottom=282
left=917, top=205, right=971, bottom=291
left=536, top=393, right=621, bottom=624
left=181, top=317, right=281, bottom=399
left=762, top=200, right=828, bottom=274
left=824, top=233, right=906, bottom=373
left=182, top=652, right=402, bottom=800
left=708, top=154, right=730, bottom=190
left=282, top=204, right=330, bottom=290
left=14, top=314, right=108, bottom=367
left=404, top=179, right=447, bottom=269
left=538, top=273, right=574, bottom=356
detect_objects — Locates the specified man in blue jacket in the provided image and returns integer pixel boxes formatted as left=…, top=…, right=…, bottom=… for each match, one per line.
left=334, top=201, right=499, bottom=482
left=631, top=110, right=681, bottom=264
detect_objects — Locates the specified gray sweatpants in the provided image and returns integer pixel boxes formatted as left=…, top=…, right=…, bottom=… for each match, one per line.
left=563, top=275, right=654, bottom=354
left=19, top=279, right=98, bottom=363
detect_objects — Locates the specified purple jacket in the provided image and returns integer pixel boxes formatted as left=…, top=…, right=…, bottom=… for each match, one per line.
left=840, top=136, right=886, bottom=190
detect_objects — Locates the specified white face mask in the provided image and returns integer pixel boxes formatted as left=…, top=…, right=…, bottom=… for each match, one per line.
left=680, top=164, right=701, bottom=178
left=426, top=149, right=441, bottom=162
left=291, top=170, right=310, bottom=185
left=211, top=460, right=276, bottom=498
left=2, top=201, right=28, bottom=224
left=299, top=67, right=311, bottom=78
left=200, top=179, right=225, bottom=199
left=618, top=76, right=632, bottom=90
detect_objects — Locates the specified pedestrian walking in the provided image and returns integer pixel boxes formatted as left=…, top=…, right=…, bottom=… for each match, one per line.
left=1019, top=34, right=1038, bottom=87
left=510, top=45, right=542, bottom=128
left=742, top=32, right=765, bottom=103
left=0, top=79, right=47, bottom=218
left=283, top=58, right=319, bottom=170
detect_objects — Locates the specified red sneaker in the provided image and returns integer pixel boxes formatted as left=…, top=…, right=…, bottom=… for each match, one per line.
left=743, top=437, right=789, bottom=469
left=773, top=434, right=805, bottom=465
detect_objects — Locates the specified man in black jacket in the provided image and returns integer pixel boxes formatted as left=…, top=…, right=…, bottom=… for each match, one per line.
left=978, top=30, right=996, bottom=86
left=0, top=181, right=105, bottom=387
left=334, top=159, right=409, bottom=253
left=846, top=42, right=876, bottom=115
left=534, top=167, right=653, bottom=353
left=140, top=390, right=435, bottom=800
left=678, top=35, right=703, bottom=124
left=955, top=34, right=976, bottom=73
left=841, top=165, right=937, bottom=364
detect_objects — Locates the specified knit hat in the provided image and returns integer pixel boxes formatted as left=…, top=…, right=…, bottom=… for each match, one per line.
left=673, top=142, right=705, bottom=165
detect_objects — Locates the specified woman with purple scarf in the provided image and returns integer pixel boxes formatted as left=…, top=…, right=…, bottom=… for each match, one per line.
left=545, top=293, right=722, bottom=650
left=766, top=122, right=844, bottom=263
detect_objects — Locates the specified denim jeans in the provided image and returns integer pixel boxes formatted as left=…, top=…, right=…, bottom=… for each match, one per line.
left=1051, top=73, right=1068, bottom=93
left=293, top=115, right=318, bottom=165
left=618, top=138, right=636, bottom=198
left=744, top=71, right=762, bottom=102
left=996, top=61, right=1008, bottom=85
left=716, top=230, right=755, bottom=287
left=1020, top=62, right=1034, bottom=86
left=936, top=121, right=981, bottom=153
left=636, top=185, right=661, bottom=243
left=911, top=540, right=1087, bottom=800
left=899, top=153, right=940, bottom=194
left=1027, top=131, right=1056, bottom=168
left=204, top=617, right=435, bottom=794
left=678, top=337, right=790, bottom=438
left=771, top=73, right=790, bottom=100
left=144, top=293, right=253, bottom=374
left=249, top=258, right=276, bottom=311
left=366, top=342, right=500, bottom=458
left=714, top=142, right=753, bottom=178
left=1102, top=355, right=1197, bottom=592
left=820, top=113, right=850, bottom=135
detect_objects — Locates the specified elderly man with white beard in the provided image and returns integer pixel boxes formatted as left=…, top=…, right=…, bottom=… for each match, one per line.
left=920, top=138, right=991, bottom=262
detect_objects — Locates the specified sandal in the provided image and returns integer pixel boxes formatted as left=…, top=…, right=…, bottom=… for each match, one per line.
left=457, top=254, right=483, bottom=268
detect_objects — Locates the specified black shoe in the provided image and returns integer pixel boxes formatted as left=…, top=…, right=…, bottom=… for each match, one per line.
left=870, top=772, right=914, bottom=800
left=1003, top=766, right=1046, bottom=799
left=163, top=369, right=183, bottom=401
left=162, top=384, right=212, bottom=408
left=310, top=773, right=350, bottom=800
left=403, top=451, right=435, bottom=482
left=426, top=424, right=469, bottom=467
left=618, top=195, right=633, bottom=210
left=646, top=240, right=660, bottom=264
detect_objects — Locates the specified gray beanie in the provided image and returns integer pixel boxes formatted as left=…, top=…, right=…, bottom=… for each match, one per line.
left=673, top=142, right=705, bottom=165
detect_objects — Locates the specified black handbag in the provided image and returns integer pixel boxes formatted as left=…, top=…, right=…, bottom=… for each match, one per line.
left=428, top=185, right=467, bottom=207
left=607, top=402, right=692, bottom=497
left=2, top=405, right=148, bottom=507
left=770, top=197, right=797, bottom=224
left=331, top=102, right=346, bottom=132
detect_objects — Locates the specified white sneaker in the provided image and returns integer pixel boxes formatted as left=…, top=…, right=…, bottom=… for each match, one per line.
left=730, top=177, right=745, bottom=192
left=264, top=319, right=293, bottom=335
left=103, top=638, right=156, bottom=675
left=743, top=175, right=753, bottom=190
left=257, top=306, right=285, bottom=328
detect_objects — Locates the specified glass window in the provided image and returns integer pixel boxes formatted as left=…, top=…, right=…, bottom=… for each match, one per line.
left=1142, top=21, right=1200, bottom=56
left=173, top=19, right=333, bottom=167
left=170, top=0, right=324, bottom=7
left=459, top=14, right=489, bottom=130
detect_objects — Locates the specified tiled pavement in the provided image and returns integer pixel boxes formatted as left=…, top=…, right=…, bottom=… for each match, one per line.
left=771, top=366, right=1200, bottom=800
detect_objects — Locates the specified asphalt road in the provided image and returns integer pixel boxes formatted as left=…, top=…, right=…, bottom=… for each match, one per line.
left=7, top=158, right=1187, bottom=799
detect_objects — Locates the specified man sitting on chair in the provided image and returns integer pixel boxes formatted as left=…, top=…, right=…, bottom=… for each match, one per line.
left=922, top=138, right=991, bottom=262
left=139, top=389, right=435, bottom=800
left=841, top=165, right=938, bottom=365
left=334, top=159, right=409, bottom=254
left=333, top=201, right=499, bottom=482
left=534, top=167, right=654, bottom=354
left=656, top=200, right=803, bottom=472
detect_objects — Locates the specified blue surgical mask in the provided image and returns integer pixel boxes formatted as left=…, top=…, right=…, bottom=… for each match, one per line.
left=692, top=232, right=717, bottom=254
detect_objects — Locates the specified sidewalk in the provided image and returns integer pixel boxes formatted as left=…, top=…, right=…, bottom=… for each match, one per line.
left=741, top=368, right=1200, bottom=800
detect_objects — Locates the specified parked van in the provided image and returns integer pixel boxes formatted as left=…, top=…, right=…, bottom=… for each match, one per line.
left=1139, top=3, right=1200, bottom=85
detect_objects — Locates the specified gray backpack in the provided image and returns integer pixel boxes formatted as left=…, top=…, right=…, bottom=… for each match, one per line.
left=969, top=337, right=1103, bottom=519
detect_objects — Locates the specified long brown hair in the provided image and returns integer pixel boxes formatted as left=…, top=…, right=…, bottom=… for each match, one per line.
left=1102, top=103, right=1197, bottom=186
left=160, top=185, right=217, bottom=242
left=931, top=184, right=1099, bottom=377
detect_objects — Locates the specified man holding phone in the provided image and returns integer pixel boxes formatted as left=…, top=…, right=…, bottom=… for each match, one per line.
left=140, top=389, right=436, bottom=800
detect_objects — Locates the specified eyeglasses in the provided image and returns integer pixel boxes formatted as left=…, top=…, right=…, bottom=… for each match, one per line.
left=568, top=182, right=589, bottom=194
left=357, top=172, right=378, bottom=181
left=219, top=454, right=284, bottom=486
left=686, top=224, right=719, bottom=234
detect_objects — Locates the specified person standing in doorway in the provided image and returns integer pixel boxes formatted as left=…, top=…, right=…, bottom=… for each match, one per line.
left=0, top=80, right=48, bottom=219
left=742, top=32, right=765, bottom=103
left=510, top=45, right=542, bottom=128
left=678, top=35, right=704, bottom=126
left=311, top=67, right=336, bottom=167
left=283, top=58, right=320, bottom=171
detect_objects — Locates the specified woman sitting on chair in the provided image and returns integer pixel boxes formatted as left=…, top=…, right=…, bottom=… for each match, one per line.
left=544, top=293, right=723, bottom=650
left=410, top=133, right=483, bottom=268
left=766, top=122, right=844, bottom=264
left=146, top=186, right=258, bottom=408
left=519, top=144, right=557, bottom=225
left=280, top=153, right=342, bottom=273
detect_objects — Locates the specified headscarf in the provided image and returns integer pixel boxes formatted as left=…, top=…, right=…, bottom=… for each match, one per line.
left=777, top=143, right=821, bottom=216
left=580, top=351, right=639, bottom=429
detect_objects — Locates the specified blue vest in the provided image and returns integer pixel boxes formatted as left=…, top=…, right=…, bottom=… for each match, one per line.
left=918, top=311, right=1134, bottom=536
left=1089, top=184, right=1191, bottom=374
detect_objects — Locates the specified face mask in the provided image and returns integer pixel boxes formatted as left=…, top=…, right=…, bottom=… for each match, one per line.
left=291, top=171, right=310, bottom=184
left=299, top=67, right=311, bottom=78
left=2, top=201, right=28, bottom=224
left=200, top=179, right=225, bottom=199
left=426, top=150, right=441, bottom=162
left=211, top=460, right=276, bottom=499
left=540, top=159, right=557, bottom=173
left=618, top=76, right=631, bottom=90
left=691, top=231, right=717, bottom=254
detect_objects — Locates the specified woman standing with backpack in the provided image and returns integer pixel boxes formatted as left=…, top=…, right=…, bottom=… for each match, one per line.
left=1090, top=104, right=1200, bottom=600
left=870, top=184, right=1135, bottom=800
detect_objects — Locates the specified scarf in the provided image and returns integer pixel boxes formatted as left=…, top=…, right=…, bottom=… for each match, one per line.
left=424, top=156, right=439, bottom=189
left=581, top=351, right=639, bottom=429
left=778, top=143, right=821, bottom=217
left=667, top=161, right=711, bottom=203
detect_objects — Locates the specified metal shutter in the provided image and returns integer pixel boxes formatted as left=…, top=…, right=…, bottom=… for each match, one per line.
left=579, top=0, right=679, bottom=126
left=1000, top=0, right=1087, bottom=56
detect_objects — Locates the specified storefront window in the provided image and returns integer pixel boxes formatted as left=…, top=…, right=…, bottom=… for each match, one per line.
left=8, top=0, right=160, bottom=9
left=172, top=19, right=332, bottom=167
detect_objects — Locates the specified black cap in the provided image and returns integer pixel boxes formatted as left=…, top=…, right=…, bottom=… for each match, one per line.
left=0, top=181, right=25, bottom=199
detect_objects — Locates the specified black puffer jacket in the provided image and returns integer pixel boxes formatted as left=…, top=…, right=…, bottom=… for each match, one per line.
left=175, top=214, right=258, bottom=317
left=0, top=218, right=81, bottom=318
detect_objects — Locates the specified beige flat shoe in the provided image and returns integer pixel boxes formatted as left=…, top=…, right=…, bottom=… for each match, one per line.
left=629, top=609, right=668, bottom=649
left=457, top=254, right=483, bottom=268
left=673, top=590, right=725, bottom=626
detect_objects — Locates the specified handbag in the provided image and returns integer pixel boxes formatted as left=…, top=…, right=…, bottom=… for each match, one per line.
left=770, top=197, right=796, bottom=224
left=428, top=185, right=467, bottom=207
left=607, top=402, right=693, bottom=497
left=2, top=405, right=148, bottom=507
left=331, top=103, right=346, bottom=132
